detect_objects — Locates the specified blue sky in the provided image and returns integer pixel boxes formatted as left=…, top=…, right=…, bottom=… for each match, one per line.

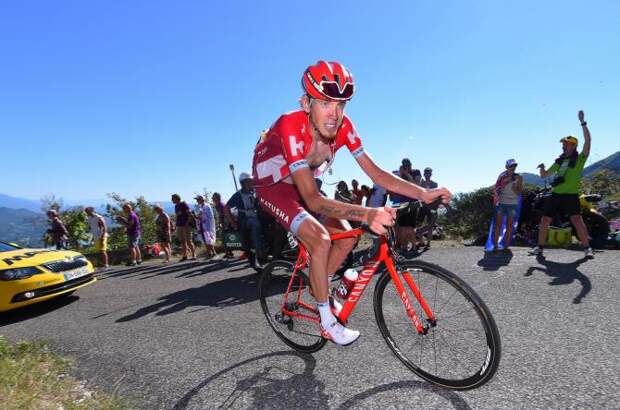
left=1, top=1, right=618, bottom=204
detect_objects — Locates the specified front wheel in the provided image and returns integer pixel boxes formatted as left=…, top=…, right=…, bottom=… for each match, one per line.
left=258, top=260, right=327, bottom=353
left=374, top=260, right=501, bottom=390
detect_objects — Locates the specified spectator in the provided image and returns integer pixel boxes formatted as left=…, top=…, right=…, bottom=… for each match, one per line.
left=172, top=193, right=196, bottom=261
left=422, top=167, right=438, bottom=189
left=391, top=159, right=417, bottom=250
left=411, top=169, right=422, bottom=185
left=531, top=110, right=594, bottom=259
left=46, top=209, right=68, bottom=250
left=351, top=179, right=363, bottom=205
left=194, top=195, right=216, bottom=259
left=225, top=172, right=265, bottom=264
left=335, top=181, right=356, bottom=204
left=153, top=204, right=172, bottom=263
left=390, top=158, right=415, bottom=205
left=212, top=192, right=234, bottom=258
left=85, top=206, right=109, bottom=268
left=116, top=204, right=142, bottom=266
left=491, top=159, right=523, bottom=252
left=315, top=178, right=327, bottom=197
left=360, top=185, right=371, bottom=207
left=368, top=183, right=388, bottom=207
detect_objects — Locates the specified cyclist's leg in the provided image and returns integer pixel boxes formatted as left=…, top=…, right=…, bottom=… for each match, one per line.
left=256, top=183, right=359, bottom=345
left=295, top=216, right=332, bottom=304
left=321, top=217, right=357, bottom=278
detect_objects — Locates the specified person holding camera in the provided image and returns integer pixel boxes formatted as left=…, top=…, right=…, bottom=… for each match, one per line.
left=530, top=110, right=593, bottom=259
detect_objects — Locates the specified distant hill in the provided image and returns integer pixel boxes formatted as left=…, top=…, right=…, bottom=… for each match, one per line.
left=583, top=150, right=620, bottom=177
left=0, top=194, right=41, bottom=212
left=0, top=207, right=47, bottom=247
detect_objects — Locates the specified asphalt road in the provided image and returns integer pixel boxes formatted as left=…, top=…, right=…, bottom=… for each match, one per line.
left=1, top=247, right=619, bottom=409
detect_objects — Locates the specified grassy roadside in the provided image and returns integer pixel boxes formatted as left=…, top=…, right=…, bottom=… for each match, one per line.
left=0, top=336, right=130, bottom=410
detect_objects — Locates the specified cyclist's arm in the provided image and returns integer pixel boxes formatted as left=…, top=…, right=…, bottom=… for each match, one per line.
left=291, top=167, right=377, bottom=223
left=355, top=152, right=448, bottom=203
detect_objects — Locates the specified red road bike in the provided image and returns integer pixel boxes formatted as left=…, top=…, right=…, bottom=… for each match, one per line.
left=258, top=221, right=501, bottom=390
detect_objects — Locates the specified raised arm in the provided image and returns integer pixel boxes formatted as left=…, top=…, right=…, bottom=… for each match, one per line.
left=579, top=110, right=591, bottom=159
left=355, top=152, right=451, bottom=204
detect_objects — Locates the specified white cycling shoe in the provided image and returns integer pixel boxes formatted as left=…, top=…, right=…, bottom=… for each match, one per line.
left=321, top=321, right=360, bottom=346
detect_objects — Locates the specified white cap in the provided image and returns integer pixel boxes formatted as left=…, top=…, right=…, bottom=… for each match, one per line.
left=239, top=172, right=252, bottom=182
left=505, top=159, right=518, bottom=168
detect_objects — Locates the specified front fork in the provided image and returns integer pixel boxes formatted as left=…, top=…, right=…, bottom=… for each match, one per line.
left=385, top=258, right=436, bottom=334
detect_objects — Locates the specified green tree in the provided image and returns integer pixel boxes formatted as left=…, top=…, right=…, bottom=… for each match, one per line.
left=61, top=208, right=90, bottom=249
left=442, top=187, right=495, bottom=239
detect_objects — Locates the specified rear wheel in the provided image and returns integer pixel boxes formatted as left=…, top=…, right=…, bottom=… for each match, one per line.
left=374, top=260, right=501, bottom=390
left=258, top=260, right=326, bottom=353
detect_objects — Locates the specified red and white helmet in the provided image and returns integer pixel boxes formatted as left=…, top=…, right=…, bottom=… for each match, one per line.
left=302, top=60, right=355, bottom=101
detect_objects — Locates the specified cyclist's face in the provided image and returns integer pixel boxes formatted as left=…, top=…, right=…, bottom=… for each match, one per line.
left=304, top=97, right=346, bottom=139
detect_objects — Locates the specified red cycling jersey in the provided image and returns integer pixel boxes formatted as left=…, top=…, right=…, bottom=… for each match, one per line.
left=252, top=110, right=364, bottom=187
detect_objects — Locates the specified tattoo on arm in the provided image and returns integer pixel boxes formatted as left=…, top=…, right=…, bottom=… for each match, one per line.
left=317, top=205, right=366, bottom=220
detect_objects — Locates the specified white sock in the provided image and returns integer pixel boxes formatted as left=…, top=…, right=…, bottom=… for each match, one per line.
left=317, top=302, right=336, bottom=329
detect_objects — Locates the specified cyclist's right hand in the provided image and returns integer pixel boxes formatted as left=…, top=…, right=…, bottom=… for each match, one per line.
left=421, top=187, right=452, bottom=205
left=367, top=207, right=396, bottom=235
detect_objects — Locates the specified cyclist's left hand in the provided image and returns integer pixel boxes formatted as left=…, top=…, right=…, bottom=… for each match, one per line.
left=421, top=187, right=452, bottom=205
left=367, top=207, right=396, bottom=235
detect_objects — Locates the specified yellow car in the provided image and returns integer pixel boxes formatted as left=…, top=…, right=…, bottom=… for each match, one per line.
left=0, top=241, right=96, bottom=312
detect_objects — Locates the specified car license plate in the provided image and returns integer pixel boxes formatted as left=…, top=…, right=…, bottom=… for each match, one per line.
left=63, top=267, right=91, bottom=282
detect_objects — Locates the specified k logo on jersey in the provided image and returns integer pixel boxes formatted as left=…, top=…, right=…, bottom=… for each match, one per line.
left=289, top=135, right=305, bottom=157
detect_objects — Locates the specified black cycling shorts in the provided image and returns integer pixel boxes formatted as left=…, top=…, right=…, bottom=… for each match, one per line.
left=543, top=193, right=580, bottom=217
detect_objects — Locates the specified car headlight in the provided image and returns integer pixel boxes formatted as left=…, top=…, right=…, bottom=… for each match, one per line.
left=0, top=266, right=42, bottom=281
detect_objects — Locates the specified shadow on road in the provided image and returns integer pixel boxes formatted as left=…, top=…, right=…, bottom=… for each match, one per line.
left=115, top=273, right=258, bottom=322
left=336, top=380, right=471, bottom=410
left=525, top=254, right=591, bottom=304
left=173, top=351, right=325, bottom=409
left=98, top=259, right=248, bottom=281
left=476, top=250, right=513, bottom=271
left=171, top=350, right=469, bottom=409
left=0, top=295, right=80, bottom=327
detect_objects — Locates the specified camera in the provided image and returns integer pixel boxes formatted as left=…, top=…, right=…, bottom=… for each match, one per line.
left=551, top=176, right=565, bottom=187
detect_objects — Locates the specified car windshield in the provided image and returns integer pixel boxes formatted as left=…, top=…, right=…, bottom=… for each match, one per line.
left=0, top=242, right=19, bottom=252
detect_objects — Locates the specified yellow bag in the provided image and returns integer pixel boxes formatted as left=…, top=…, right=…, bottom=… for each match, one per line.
left=546, top=226, right=572, bottom=247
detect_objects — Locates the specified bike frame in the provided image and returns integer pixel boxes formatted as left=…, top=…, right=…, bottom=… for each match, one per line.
left=279, top=228, right=437, bottom=335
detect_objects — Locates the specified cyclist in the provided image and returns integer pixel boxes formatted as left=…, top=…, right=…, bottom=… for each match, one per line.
left=252, top=60, right=451, bottom=345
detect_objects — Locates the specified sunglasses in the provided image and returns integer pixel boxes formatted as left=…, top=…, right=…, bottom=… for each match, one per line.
left=306, top=73, right=354, bottom=100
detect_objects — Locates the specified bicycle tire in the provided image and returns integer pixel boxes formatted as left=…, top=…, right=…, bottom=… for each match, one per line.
left=258, top=260, right=327, bottom=353
left=374, top=260, right=501, bottom=390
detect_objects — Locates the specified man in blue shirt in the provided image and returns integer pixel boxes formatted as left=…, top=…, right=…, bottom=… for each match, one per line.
left=225, top=172, right=264, bottom=265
